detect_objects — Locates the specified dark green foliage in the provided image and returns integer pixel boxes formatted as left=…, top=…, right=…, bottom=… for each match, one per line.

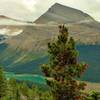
left=19, top=82, right=29, bottom=97
left=18, top=82, right=53, bottom=100
left=0, top=67, right=7, bottom=99
left=8, top=78, right=20, bottom=100
left=39, top=91, right=53, bottom=100
left=86, top=91, right=100, bottom=100
left=41, top=25, right=88, bottom=100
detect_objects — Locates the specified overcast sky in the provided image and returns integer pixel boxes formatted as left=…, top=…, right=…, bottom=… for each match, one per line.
left=0, top=0, right=100, bottom=21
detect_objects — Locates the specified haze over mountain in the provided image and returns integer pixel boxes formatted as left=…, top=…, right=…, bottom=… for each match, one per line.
left=1, top=0, right=100, bottom=22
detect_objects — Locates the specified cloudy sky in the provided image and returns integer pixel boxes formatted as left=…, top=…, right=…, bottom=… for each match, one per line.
left=0, top=0, right=100, bottom=21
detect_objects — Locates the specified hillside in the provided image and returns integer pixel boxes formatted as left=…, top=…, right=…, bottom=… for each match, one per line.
left=35, top=3, right=100, bottom=44
left=0, top=15, right=27, bottom=38
left=0, top=15, right=31, bottom=24
left=1, top=3, right=100, bottom=47
left=0, top=3, right=100, bottom=83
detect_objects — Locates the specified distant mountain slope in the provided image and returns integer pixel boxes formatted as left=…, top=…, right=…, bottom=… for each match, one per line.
left=0, top=3, right=100, bottom=83
left=0, top=3, right=100, bottom=46
left=34, top=3, right=100, bottom=44
left=0, top=15, right=31, bottom=23
left=35, top=3, right=95, bottom=24
left=0, top=15, right=33, bottom=25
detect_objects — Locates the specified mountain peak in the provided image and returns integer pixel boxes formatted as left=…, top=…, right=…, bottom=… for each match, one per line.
left=50, top=3, right=69, bottom=10
left=53, top=3, right=61, bottom=6
left=35, top=3, right=94, bottom=24
left=50, top=3, right=81, bottom=11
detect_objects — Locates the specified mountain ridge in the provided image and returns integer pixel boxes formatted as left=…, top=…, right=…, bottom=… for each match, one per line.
left=0, top=15, right=33, bottom=24
left=35, top=3, right=95, bottom=24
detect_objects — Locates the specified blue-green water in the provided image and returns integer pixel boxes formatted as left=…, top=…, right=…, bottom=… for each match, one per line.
left=5, top=72, right=46, bottom=85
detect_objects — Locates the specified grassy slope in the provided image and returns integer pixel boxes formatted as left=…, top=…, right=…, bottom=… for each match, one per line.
left=86, top=82, right=100, bottom=92
left=0, top=43, right=47, bottom=74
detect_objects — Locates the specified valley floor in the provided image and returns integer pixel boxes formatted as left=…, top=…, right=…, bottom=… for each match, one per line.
left=86, top=82, right=100, bottom=92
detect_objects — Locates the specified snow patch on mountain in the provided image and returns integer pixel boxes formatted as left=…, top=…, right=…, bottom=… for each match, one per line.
left=0, top=28, right=23, bottom=36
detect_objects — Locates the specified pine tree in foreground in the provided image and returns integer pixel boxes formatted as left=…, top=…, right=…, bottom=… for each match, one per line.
left=41, top=25, right=88, bottom=100
left=0, top=67, right=7, bottom=99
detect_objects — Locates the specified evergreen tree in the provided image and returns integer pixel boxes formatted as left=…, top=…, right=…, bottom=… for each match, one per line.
left=8, top=78, right=20, bottom=100
left=0, top=67, right=7, bottom=99
left=87, top=91, right=100, bottom=100
left=19, top=82, right=29, bottom=98
left=41, top=25, right=88, bottom=100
